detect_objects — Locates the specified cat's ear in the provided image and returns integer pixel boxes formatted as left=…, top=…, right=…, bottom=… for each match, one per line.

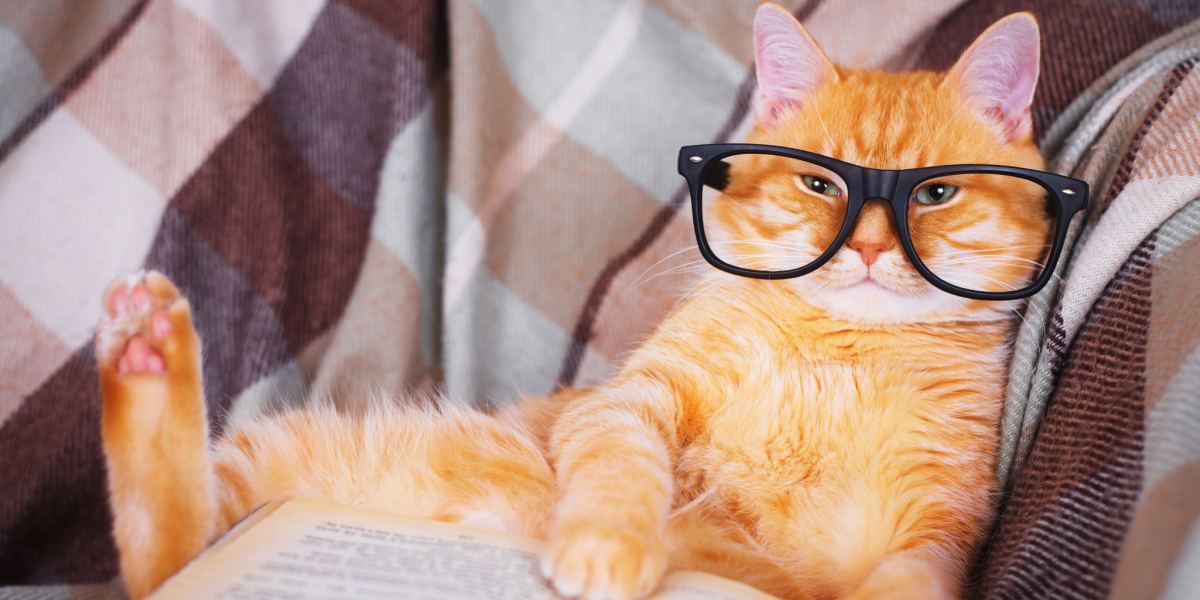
left=945, top=13, right=1041, bottom=142
left=753, top=3, right=838, bottom=124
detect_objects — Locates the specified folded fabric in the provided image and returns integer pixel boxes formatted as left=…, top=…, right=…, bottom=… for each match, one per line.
left=979, top=19, right=1200, bottom=599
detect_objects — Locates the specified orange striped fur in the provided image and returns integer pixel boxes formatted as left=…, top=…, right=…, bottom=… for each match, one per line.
left=98, top=6, right=1046, bottom=599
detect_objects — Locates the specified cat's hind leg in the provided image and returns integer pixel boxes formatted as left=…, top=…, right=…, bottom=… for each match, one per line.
left=844, top=550, right=958, bottom=600
left=96, top=271, right=215, bottom=599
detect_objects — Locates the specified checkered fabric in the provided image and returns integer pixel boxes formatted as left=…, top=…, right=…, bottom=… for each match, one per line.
left=0, top=1, right=1196, bottom=598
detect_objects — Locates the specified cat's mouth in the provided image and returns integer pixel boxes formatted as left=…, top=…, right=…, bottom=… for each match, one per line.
left=848, top=272, right=904, bottom=294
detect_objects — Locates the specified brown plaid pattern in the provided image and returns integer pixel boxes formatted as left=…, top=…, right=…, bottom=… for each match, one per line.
left=0, top=1, right=1197, bottom=597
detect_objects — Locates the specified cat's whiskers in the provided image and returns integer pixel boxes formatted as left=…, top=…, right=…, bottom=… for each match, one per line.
left=627, top=239, right=817, bottom=296
left=927, top=265, right=1022, bottom=291
left=939, top=263, right=1065, bottom=287
left=628, top=244, right=816, bottom=296
left=935, top=250, right=1064, bottom=280
left=927, top=265, right=1043, bottom=328
left=733, top=253, right=800, bottom=269
left=708, top=239, right=814, bottom=273
left=626, top=245, right=706, bottom=290
left=933, top=254, right=1065, bottom=287
left=939, top=254, right=1047, bottom=268
left=934, top=255, right=1047, bottom=270
left=626, top=259, right=716, bottom=294
left=941, top=244, right=1052, bottom=255
left=941, top=264, right=1042, bottom=275
left=933, top=258, right=1064, bottom=330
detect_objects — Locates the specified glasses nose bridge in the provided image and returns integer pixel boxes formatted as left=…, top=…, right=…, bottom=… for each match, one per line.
left=846, top=168, right=903, bottom=241
left=860, top=167, right=899, bottom=203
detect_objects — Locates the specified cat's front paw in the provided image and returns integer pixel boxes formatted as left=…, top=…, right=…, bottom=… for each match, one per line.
left=541, top=521, right=667, bottom=600
left=96, top=270, right=192, bottom=378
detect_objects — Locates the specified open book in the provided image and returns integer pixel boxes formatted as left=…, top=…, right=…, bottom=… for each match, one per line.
left=150, top=499, right=777, bottom=599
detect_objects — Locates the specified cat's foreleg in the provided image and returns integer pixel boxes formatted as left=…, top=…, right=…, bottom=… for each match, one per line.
left=541, top=376, right=679, bottom=600
left=96, top=271, right=215, bottom=599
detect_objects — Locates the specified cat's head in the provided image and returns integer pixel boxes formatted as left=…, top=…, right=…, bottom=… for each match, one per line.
left=710, top=5, right=1047, bottom=324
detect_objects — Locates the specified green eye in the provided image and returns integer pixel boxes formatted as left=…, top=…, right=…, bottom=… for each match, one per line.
left=801, top=175, right=841, bottom=197
left=914, top=182, right=959, bottom=205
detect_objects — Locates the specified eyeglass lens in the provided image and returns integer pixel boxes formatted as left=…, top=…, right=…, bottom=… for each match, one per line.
left=699, top=152, right=1057, bottom=294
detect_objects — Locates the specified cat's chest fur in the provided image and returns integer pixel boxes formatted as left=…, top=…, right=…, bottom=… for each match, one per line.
left=688, top=352, right=1001, bottom=475
left=662, top=293, right=1010, bottom=561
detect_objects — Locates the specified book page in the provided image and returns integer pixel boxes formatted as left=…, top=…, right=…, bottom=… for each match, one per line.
left=657, top=571, right=778, bottom=600
left=151, top=499, right=776, bottom=600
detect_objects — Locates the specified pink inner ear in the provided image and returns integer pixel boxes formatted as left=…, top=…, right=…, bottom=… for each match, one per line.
left=953, top=15, right=1040, bottom=140
left=754, top=6, right=832, bottom=123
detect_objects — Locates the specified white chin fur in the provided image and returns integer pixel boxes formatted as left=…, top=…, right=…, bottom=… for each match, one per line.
left=793, top=278, right=974, bottom=324
left=785, top=249, right=985, bottom=324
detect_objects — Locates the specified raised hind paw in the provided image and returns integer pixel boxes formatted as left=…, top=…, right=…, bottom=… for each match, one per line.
left=96, top=271, right=195, bottom=380
left=95, top=271, right=212, bottom=599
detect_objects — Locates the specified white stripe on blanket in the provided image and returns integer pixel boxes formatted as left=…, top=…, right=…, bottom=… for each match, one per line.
left=443, top=0, right=646, bottom=315
left=1058, top=176, right=1200, bottom=342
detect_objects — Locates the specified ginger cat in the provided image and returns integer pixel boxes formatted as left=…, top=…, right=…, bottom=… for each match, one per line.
left=97, top=6, right=1046, bottom=599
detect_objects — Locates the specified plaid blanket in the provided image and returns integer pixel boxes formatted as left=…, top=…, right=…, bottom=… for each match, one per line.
left=976, top=19, right=1200, bottom=599
left=0, top=1, right=1196, bottom=598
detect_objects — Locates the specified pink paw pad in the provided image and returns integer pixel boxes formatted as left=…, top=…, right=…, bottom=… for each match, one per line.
left=106, top=281, right=154, bottom=317
left=102, top=277, right=177, bottom=377
left=152, top=311, right=172, bottom=338
left=117, top=335, right=165, bottom=376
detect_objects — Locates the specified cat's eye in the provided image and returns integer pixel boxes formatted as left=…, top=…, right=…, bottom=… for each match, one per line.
left=913, top=182, right=959, bottom=205
left=699, top=154, right=848, bottom=273
left=799, top=175, right=841, bottom=197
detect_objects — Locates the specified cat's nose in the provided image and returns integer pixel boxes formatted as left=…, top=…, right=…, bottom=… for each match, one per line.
left=848, top=238, right=894, bottom=267
left=847, top=201, right=898, bottom=268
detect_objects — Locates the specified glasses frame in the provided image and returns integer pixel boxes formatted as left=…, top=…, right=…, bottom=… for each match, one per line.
left=677, top=143, right=1089, bottom=301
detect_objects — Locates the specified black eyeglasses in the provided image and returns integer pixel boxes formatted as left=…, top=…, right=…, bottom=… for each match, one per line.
left=677, top=144, right=1088, bottom=300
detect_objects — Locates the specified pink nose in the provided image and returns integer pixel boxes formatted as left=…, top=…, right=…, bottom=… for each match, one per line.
left=849, top=239, right=891, bottom=267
